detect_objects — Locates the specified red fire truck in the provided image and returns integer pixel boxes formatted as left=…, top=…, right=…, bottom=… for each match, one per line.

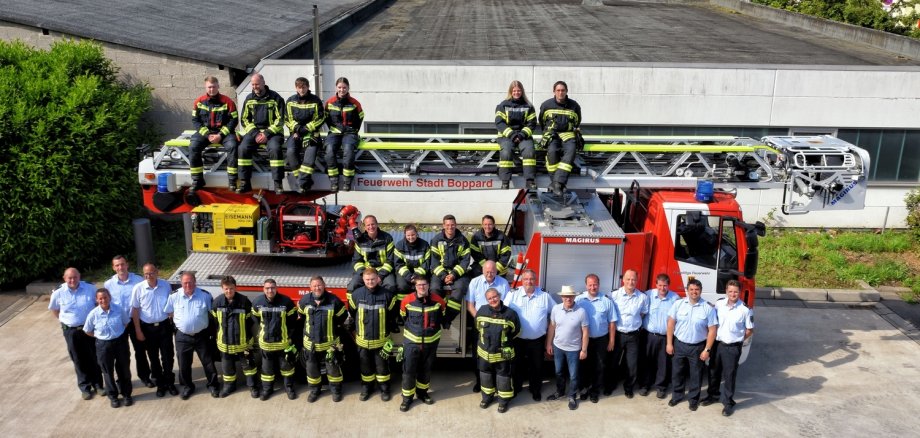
left=138, top=132, right=869, bottom=358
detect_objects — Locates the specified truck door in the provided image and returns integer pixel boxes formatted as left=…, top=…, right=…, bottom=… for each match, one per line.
left=671, top=211, right=741, bottom=297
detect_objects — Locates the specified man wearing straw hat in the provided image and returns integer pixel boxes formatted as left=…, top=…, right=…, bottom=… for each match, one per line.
left=545, top=285, right=588, bottom=410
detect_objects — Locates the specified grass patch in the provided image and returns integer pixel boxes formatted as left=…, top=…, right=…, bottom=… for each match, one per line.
left=758, top=229, right=918, bottom=290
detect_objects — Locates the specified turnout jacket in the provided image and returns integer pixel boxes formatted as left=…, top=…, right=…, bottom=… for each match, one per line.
left=400, top=293, right=447, bottom=344
left=476, top=303, right=521, bottom=362
left=495, top=97, right=537, bottom=139
left=470, top=228, right=513, bottom=275
left=538, top=97, right=582, bottom=142
left=240, top=86, right=285, bottom=136
left=352, top=230, right=395, bottom=277
left=251, top=294, right=297, bottom=352
left=347, top=285, right=397, bottom=349
left=192, top=92, right=238, bottom=138
left=211, top=293, right=254, bottom=354
left=325, top=94, right=364, bottom=135
left=285, top=91, right=325, bottom=138
left=430, top=231, right=472, bottom=280
left=394, top=238, right=431, bottom=284
left=298, top=292, right=347, bottom=352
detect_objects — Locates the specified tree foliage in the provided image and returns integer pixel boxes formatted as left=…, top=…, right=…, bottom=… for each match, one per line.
left=754, top=0, right=920, bottom=37
left=0, top=40, right=152, bottom=286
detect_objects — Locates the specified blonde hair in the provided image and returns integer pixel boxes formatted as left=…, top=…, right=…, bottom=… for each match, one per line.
left=505, top=80, right=531, bottom=105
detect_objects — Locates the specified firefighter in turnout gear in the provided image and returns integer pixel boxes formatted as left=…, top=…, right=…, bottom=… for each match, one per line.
left=495, top=80, right=537, bottom=190
left=398, top=277, right=446, bottom=412
left=476, top=287, right=521, bottom=413
left=347, top=267, right=398, bottom=401
left=212, top=276, right=259, bottom=399
left=285, top=77, right=325, bottom=193
left=393, top=224, right=431, bottom=302
left=189, top=76, right=238, bottom=193
left=237, top=73, right=285, bottom=194
left=324, top=77, right=364, bottom=192
left=538, top=80, right=582, bottom=196
left=469, top=214, right=513, bottom=278
left=298, top=276, right=348, bottom=403
left=251, top=278, right=298, bottom=400
left=430, top=214, right=472, bottom=327
left=349, top=215, right=396, bottom=293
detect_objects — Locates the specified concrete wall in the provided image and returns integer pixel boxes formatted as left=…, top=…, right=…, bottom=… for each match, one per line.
left=254, top=60, right=920, bottom=129
left=0, top=20, right=233, bottom=139
left=247, top=60, right=916, bottom=227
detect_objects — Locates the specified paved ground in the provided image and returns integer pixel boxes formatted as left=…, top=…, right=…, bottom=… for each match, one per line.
left=2, top=294, right=920, bottom=437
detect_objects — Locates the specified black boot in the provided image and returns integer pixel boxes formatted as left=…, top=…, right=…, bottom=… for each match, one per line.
left=274, top=180, right=284, bottom=195
left=343, top=177, right=353, bottom=192
left=329, top=176, right=339, bottom=192
left=299, top=176, right=313, bottom=193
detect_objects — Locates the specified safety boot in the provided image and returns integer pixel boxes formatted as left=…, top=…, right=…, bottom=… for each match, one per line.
left=218, top=383, right=235, bottom=398
left=343, top=177, right=353, bottom=192
left=329, top=176, right=339, bottom=192
left=285, top=385, right=297, bottom=400
left=273, top=181, right=284, bottom=195
left=236, top=180, right=252, bottom=194
left=500, top=180, right=510, bottom=190
left=399, top=396, right=413, bottom=412
left=526, top=179, right=537, bottom=190
left=299, top=176, right=313, bottom=194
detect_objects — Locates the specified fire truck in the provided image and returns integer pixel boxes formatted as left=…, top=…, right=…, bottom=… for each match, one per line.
left=138, top=132, right=869, bottom=359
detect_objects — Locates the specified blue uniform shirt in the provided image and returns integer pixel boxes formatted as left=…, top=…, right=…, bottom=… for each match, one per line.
left=643, top=289, right=680, bottom=335
left=609, top=287, right=649, bottom=333
left=467, top=275, right=510, bottom=312
left=104, top=273, right=143, bottom=322
left=130, top=278, right=172, bottom=324
left=714, top=298, right=754, bottom=343
left=84, top=304, right=128, bottom=341
left=48, top=281, right=97, bottom=327
left=165, top=288, right=212, bottom=335
left=506, top=287, right=554, bottom=340
left=575, top=291, right=618, bottom=338
left=668, top=298, right=718, bottom=344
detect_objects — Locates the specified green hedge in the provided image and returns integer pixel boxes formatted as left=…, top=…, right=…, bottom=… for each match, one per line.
left=0, top=40, right=152, bottom=286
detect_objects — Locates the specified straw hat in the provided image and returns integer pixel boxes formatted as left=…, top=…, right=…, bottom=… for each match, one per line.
left=559, top=285, right=578, bottom=297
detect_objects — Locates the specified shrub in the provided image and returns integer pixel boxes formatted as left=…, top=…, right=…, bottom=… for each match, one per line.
left=907, top=188, right=920, bottom=239
left=0, top=40, right=152, bottom=286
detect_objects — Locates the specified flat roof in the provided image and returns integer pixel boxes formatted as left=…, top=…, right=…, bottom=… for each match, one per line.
left=0, top=0, right=373, bottom=70
left=322, top=0, right=920, bottom=66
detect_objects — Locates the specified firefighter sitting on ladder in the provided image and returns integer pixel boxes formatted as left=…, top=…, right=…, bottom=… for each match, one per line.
left=237, top=73, right=286, bottom=194
left=349, top=214, right=397, bottom=293
left=398, top=277, right=446, bottom=412
left=284, top=77, right=326, bottom=194
left=539, top=80, right=582, bottom=197
left=495, top=80, right=537, bottom=190
left=324, top=76, right=364, bottom=192
left=430, top=214, right=472, bottom=328
left=188, top=75, right=238, bottom=194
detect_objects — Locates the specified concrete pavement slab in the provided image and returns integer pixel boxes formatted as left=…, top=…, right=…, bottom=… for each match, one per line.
left=3, top=297, right=920, bottom=436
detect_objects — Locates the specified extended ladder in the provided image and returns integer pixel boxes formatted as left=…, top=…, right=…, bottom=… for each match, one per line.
left=138, top=132, right=869, bottom=214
